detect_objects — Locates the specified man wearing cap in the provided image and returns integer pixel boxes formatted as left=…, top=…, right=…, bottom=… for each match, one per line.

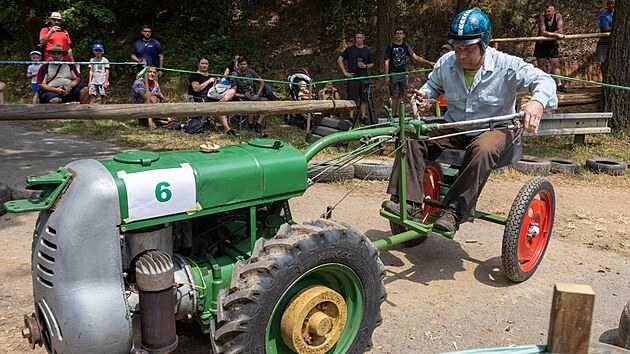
left=39, top=12, right=74, bottom=62
left=131, top=25, right=164, bottom=77
left=37, top=44, right=88, bottom=104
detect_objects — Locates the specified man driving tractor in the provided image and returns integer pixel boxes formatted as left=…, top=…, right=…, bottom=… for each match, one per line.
left=384, top=8, right=558, bottom=232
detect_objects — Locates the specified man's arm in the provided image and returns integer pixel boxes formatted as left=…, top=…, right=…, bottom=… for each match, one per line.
left=337, top=55, right=353, bottom=78
left=555, top=13, right=565, bottom=35
left=67, top=48, right=75, bottom=63
left=411, top=53, right=435, bottom=67
left=131, top=53, right=143, bottom=62
left=384, top=58, right=390, bottom=83
left=256, top=79, right=265, bottom=95
left=158, top=53, right=164, bottom=77
left=39, top=27, right=55, bottom=46
left=89, top=66, right=94, bottom=85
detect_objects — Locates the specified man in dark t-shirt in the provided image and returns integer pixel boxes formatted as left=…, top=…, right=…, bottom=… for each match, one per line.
left=337, top=31, right=374, bottom=124
left=229, top=56, right=267, bottom=134
left=533, top=5, right=566, bottom=92
left=384, top=27, right=434, bottom=118
left=130, top=25, right=164, bottom=76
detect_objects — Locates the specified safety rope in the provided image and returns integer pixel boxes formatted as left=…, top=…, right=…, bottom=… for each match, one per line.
left=4, top=59, right=630, bottom=92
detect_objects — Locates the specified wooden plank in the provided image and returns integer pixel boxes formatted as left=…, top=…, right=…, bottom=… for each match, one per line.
left=0, top=101, right=356, bottom=121
left=547, top=283, right=595, bottom=354
left=491, top=32, right=609, bottom=43
left=525, top=127, right=611, bottom=136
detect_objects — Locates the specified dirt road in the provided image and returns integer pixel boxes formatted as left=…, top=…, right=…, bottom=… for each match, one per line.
left=1, top=123, right=629, bottom=353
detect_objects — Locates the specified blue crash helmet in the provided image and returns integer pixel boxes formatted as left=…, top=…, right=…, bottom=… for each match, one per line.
left=448, top=8, right=491, bottom=50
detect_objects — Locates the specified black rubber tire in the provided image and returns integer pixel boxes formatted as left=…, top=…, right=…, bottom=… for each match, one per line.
left=619, top=301, right=630, bottom=349
left=308, top=162, right=355, bottom=183
left=354, top=159, right=393, bottom=180
left=311, top=116, right=352, bottom=131
left=305, top=132, right=322, bottom=144
left=502, top=177, right=555, bottom=282
left=512, top=155, right=551, bottom=176
left=10, top=184, right=42, bottom=200
left=0, top=182, right=10, bottom=216
left=311, top=125, right=345, bottom=137
left=585, top=157, right=628, bottom=176
left=549, top=157, right=581, bottom=174
left=211, top=219, right=386, bottom=354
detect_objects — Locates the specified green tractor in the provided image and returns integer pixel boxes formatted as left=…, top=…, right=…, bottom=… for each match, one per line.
left=6, top=106, right=553, bottom=353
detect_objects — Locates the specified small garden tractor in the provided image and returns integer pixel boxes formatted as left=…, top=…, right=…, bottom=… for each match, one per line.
left=5, top=104, right=554, bottom=354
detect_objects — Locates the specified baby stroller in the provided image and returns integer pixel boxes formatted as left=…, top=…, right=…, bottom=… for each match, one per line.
left=284, top=68, right=316, bottom=129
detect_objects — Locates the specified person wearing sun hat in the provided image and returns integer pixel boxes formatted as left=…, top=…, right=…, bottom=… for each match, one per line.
left=37, top=44, right=88, bottom=104
left=39, top=11, right=74, bottom=62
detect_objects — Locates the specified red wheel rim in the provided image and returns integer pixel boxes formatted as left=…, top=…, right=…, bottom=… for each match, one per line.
left=517, top=189, right=553, bottom=272
left=422, top=164, right=442, bottom=224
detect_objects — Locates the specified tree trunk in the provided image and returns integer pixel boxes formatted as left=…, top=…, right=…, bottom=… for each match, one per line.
left=457, top=0, right=471, bottom=13
left=602, top=0, right=630, bottom=130
left=376, top=0, right=395, bottom=74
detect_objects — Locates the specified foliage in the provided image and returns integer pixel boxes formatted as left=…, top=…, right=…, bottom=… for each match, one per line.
left=323, top=0, right=378, bottom=44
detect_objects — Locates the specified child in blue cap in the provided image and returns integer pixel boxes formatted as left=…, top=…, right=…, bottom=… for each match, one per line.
left=88, top=43, right=110, bottom=103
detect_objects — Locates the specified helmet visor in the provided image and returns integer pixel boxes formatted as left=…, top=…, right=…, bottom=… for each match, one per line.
left=448, top=32, right=484, bottom=46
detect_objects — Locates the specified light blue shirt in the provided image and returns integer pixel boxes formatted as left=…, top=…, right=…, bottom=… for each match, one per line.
left=421, top=47, right=557, bottom=132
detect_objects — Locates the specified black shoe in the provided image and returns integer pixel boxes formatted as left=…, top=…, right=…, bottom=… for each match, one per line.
left=253, top=122, right=265, bottom=133
left=360, top=116, right=370, bottom=125
left=381, top=200, right=423, bottom=222
left=434, top=210, right=461, bottom=232
left=556, top=85, right=567, bottom=93
left=225, top=129, right=238, bottom=137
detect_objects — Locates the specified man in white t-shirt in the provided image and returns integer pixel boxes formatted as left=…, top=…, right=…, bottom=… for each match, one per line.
left=88, top=43, right=110, bottom=104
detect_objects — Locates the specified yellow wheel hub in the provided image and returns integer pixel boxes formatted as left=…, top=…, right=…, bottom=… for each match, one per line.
left=280, top=285, right=347, bottom=353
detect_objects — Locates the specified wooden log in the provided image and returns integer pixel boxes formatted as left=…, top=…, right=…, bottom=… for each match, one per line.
left=0, top=101, right=356, bottom=121
left=491, top=32, right=610, bottom=43
left=547, top=283, right=595, bottom=354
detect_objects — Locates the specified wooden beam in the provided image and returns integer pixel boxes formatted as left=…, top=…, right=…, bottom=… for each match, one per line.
left=0, top=101, right=356, bottom=121
left=491, top=32, right=609, bottom=43
left=547, top=283, right=595, bottom=354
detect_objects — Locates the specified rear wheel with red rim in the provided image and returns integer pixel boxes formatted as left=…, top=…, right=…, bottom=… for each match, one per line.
left=390, top=161, right=444, bottom=247
left=502, top=177, right=555, bottom=282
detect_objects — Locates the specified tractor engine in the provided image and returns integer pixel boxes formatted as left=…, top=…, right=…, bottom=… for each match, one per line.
left=16, top=139, right=308, bottom=353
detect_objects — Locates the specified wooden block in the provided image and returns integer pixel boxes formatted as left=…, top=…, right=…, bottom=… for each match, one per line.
left=547, top=283, right=595, bottom=354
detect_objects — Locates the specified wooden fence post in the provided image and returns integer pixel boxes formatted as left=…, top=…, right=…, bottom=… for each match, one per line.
left=547, top=283, right=595, bottom=354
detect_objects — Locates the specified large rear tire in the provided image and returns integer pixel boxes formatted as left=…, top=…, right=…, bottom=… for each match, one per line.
left=389, top=161, right=443, bottom=247
left=502, top=177, right=555, bottom=282
left=211, top=219, right=386, bottom=354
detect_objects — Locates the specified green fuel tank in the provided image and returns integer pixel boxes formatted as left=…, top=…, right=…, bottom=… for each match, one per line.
left=99, top=138, right=307, bottom=229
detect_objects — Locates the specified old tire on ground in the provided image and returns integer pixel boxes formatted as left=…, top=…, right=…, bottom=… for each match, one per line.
left=549, top=158, right=581, bottom=174
left=211, top=219, right=386, bottom=354
left=312, top=125, right=345, bottom=137
left=311, top=116, right=352, bottom=131
left=308, top=162, right=354, bottom=183
left=389, top=160, right=443, bottom=247
left=306, top=132, right=323, bottom=144
left=512, top=155, right=551, bottom=176
left=585, top=157, right=628, bottom=176
left=502, top=177, right=555, bottom=282
left=354, top=159, right=393, bottom=180
left=619, top=301, right=630, bottom=349
left=0, top=182, right=10, bottom=216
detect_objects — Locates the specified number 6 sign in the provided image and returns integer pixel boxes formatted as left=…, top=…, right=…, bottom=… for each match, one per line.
left=120, top=164, right=197, bottom=222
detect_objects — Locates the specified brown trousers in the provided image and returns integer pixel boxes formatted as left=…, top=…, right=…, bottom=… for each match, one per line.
left=387, top=128, right=514, bottom=222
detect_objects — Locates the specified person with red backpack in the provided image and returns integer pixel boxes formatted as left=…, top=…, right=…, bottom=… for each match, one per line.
left=39, top=12, right=74, bottom=62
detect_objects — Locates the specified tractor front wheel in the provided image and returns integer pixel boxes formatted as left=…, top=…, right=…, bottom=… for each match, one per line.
left=211, top=219, right=386, bottom=354
left=501, top=177, right=555, bottom=282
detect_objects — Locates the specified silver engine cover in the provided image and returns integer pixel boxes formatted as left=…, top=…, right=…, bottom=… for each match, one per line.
left=32, top=159, right=131, bottom=353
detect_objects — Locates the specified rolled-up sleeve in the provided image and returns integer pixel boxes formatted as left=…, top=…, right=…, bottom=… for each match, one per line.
left=510, top=58, right=558, bottom=110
